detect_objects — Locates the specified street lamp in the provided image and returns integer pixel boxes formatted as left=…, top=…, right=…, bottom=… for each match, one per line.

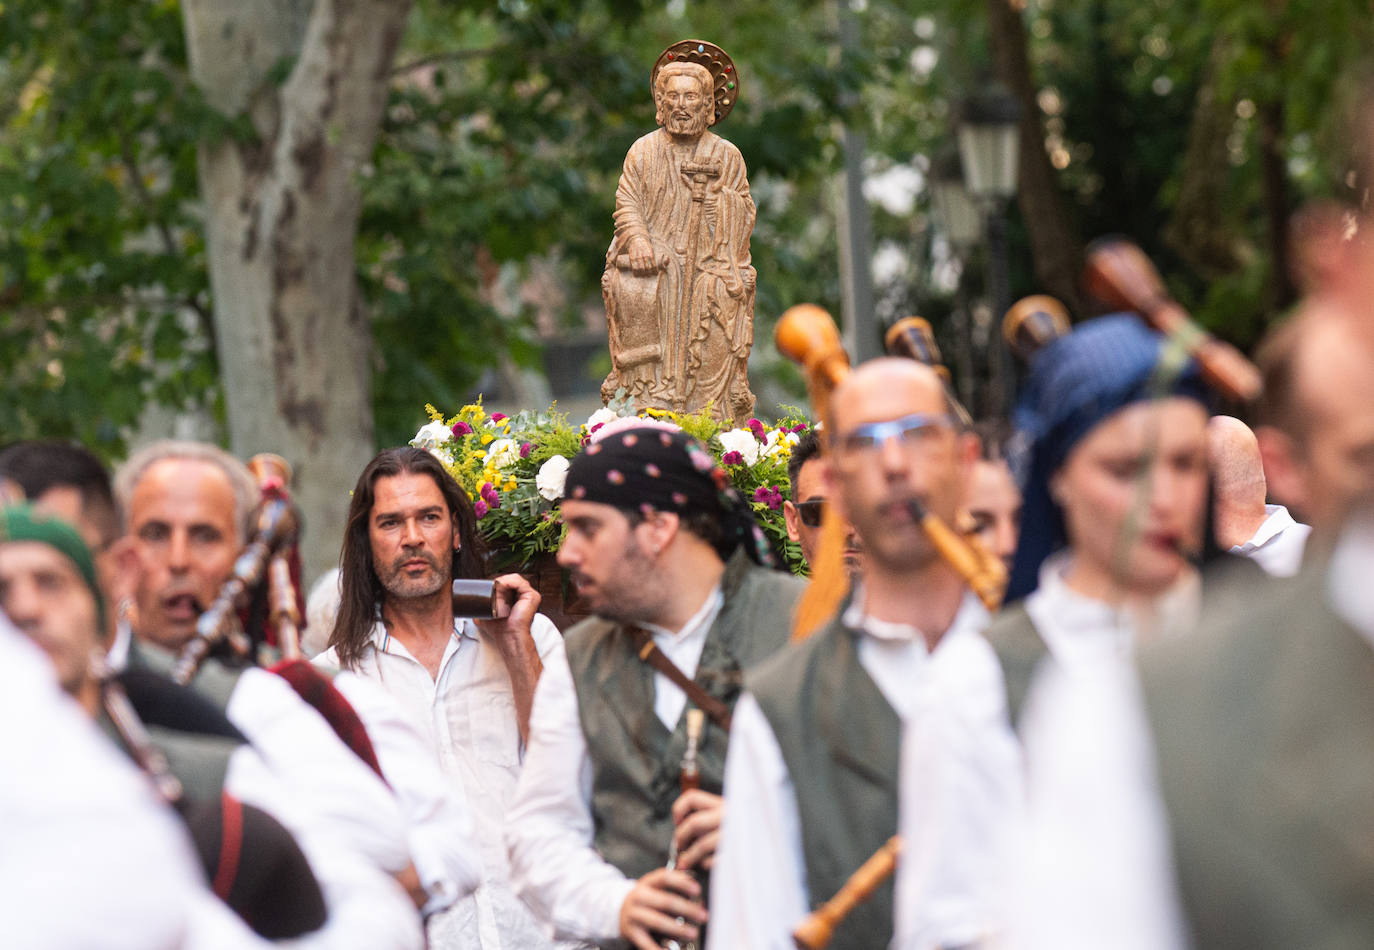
left=929, top=148, right=982, bottom=253
left=928, top=148, right=981, bottom=408
left=957, top=82, right=1022, bottom=419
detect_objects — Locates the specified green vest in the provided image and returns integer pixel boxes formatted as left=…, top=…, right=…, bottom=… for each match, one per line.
left=564, top=549, right=803, bottom=882
left=129, top=639, right=245, bottom=712
left=147, top=722, right=240, bottom=801
left=747, top=610, right=901, bottom=950
left=1141, top=565, right=1374, bottom=949
left=981, top=602, right=1048, bottom=732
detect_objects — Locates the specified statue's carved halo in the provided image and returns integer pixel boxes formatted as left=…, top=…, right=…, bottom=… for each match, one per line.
left=651, top=39, right=738, bottom=126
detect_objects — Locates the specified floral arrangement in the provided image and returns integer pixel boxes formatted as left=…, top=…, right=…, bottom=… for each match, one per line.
left=412, top=395, right=813, bottom=574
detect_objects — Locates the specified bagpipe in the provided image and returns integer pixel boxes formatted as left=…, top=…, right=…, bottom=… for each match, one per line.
left=171, top=453, right=384, bottom=778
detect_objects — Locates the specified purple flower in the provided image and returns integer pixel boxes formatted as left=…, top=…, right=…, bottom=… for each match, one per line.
left=451, top=421, right=473, bottom=437
left=473, top=498, right=489, bottom=519
left=747, top=418, right=767, bottom=442
left=590, top=422, right=605, bottom=436
left=791, top=423, right=809, bottom=433
left=491, top=412, right=507, bottom=422
left=520, top=442, right=532, bottom=458
left=722, top=450, right=744, bottom=466
left=480, top=482, right=500, bottom=507
left=766, top=488, right=783, bottom=511
left=753, top=486, right=770, bottom=502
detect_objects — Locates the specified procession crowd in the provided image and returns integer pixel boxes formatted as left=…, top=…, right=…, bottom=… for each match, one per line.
left=7, top=185, right=1374, bottom=950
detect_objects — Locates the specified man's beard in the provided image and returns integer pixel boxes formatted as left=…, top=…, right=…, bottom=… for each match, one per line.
left=573, top=536, right=661, bottom=626
left=664, top=107, right=709, bottom=140
left=378, top=548, right=451, bottom=600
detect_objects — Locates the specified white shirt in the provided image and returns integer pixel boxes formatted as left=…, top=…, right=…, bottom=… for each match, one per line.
left=1003, top=553, right=1190, bottom=950
left=708, top=591, right=1012, bottom=950
left=1231, top=503, right=1311, bottom=577
left=329, top=669, right=484, bottom=912
left=504, top=588, right=724, bottom=944
left=0, top=618, right=204, bottom=950
left=320, top=613, right=568, bottom=950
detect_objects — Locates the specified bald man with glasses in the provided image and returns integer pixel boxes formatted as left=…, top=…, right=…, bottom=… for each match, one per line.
left=709, top=359, right=1021, bottom=950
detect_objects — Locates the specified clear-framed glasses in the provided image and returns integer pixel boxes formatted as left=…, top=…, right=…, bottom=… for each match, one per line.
left=834, top=412, right=956, bottom=458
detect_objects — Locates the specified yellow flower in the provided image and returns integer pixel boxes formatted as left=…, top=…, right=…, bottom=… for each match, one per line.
left=504, top=478, right=517, bottom=491
left=425, top=403, right=444, bottom=422
left=480, top=432, right=495, bottom=446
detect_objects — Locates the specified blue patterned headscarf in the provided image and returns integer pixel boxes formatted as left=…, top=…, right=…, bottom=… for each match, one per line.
left=1004, top=314, right=1210, bottom=601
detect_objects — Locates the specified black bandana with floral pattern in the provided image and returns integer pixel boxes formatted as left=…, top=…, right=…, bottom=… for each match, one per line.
left=564, top=425, right=776, bottom=567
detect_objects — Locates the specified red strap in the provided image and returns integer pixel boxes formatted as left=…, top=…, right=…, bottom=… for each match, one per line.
left=213, top=792, right=244, bottom=900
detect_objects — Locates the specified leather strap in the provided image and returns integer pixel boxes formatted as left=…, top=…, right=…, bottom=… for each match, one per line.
left=628, top=627, right=733, bottom=732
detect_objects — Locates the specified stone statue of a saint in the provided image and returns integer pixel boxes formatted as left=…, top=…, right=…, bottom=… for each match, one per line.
left=601, top=40, right=757, bottom=423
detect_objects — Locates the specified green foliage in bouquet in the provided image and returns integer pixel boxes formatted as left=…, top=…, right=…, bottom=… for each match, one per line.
left=413, top=395, right=813, bottom=574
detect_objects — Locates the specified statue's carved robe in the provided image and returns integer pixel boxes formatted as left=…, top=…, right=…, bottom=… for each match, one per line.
left=602, top=127, right=757, bottom=422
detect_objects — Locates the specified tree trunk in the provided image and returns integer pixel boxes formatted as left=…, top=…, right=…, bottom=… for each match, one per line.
left=986, top=0, right=1085, bottom=315
left=182, top=0, right=413, bottom=582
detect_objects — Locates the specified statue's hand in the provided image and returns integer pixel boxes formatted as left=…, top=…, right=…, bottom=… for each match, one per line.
left=626, top=236, right=659, bottom=276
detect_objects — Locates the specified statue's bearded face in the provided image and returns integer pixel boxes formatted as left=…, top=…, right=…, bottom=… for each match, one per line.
left=658, top=72, right=712, bottom=140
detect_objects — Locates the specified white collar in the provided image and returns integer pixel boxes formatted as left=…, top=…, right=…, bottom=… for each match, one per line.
left=1234, top=504, right=1298, bottom=552
left=1027, top=551, right=1200, bottom=658
left=842, top=582, right=989, bottom=647
left=369, top=614, right=473, bottom=658
left=1328, top=510, right=1374, bottom=646
left=641, top=585, right=724, bottom=645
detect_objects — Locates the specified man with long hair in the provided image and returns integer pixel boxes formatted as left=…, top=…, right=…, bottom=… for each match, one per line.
left=319, top=446, right=566, bottom=950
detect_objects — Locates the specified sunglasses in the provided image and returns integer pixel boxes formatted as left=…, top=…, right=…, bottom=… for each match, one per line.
left=834, top=412, right=956, bottom=456
left=795, top=499, right=826, bottom=527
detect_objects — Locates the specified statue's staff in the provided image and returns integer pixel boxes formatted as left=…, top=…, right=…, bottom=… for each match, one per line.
left=675, top=158, right=723, bottom=397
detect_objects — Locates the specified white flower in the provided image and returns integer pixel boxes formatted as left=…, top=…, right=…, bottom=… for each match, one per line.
left=536, top=454, right=571, bottom=501
left=412, top=420, right=452, bottom=449
left=487, top=438, right=520, bottom=471
left=585, top=407, right=619, bottom=430
left=764, top=429, right=800, bottom=458
left=718, top=428, right=762, bottom=467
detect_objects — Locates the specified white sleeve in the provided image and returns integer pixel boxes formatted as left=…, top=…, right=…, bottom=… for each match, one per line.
left=530, top=613, right=566, bottom=661
left=331, top=670, right=483, bottom=909
left=896, top=632, right=1024, bottom=949
left=226, top=667, right=412, bottom=873
left=707, top=692, right=808, bottom=950
left=225, top=744, right=424, bottom=950
left=0, top=624, right=203, bottom=950
left=504, top=646, right=634, bottom=942
left=1002, top=661, right=1189, bottom=950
